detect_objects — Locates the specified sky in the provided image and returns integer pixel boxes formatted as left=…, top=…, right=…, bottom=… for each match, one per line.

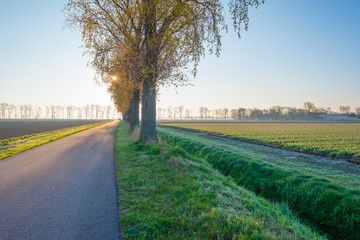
left=0, top=0, right=359, bottom=113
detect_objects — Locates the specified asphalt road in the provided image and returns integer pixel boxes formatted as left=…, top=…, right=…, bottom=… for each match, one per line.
left=0, top=120, right=120, bottom=240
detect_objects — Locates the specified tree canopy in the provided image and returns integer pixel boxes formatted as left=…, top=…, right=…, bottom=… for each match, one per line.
left=64, top=0, right=265, bottom=143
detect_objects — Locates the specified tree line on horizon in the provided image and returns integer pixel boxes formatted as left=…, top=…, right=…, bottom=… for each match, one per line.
left=64, top=0, right=265, bottom=143
left=0, top=103, right=118, bottom=120
left=157, top=102, right=360, bottom=120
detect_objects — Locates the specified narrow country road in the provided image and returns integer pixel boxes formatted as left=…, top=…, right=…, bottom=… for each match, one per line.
left=0, top=121, right=120, bottom=240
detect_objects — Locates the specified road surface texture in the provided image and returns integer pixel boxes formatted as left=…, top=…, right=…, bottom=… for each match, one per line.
left=0, top=120, right=120, bottom=240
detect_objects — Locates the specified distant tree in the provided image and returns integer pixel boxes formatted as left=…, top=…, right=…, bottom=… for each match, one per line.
left=156, top=108, right=163, bottom=119
left=355, top=107, right=360, bottom=115
left=339, top=106, right=350, bottom=114
left=173, top=106, right=178, bottom=119
left=204, top=107, right=210, bottom=118
left=167, top=106, right=173, bottom=119
left=66, top=105, right=76, bottom=119
left=35, top=106, right=42, bottom=119
left=8, top=104, right=16, bottom=118
left=58, top=106, right=65, bottom=119
left=106, top=106, right=112, bottom=119
left=303, top=102, right=316, bottom=112
left=214, top=109, right=220, bottom=119
left=315, top=107, right=328, bottom=113
left=249, top=108, right=264, bottom=120
left=77, top=107, right=83, bottom=119
left=83, top=105, right=90, bottom=119
left=178, top=105, right=184, bottom=119
left=237, top=108, right=246, bottom=120
left=230, top=109, right=237, bottom=119
left=0, top=103, right=8, bottom=118
left=20, top=105, right=33, bottom=119
left=185, top=109, right=190, bottom=119
left=223, top=108, right=229, bottom=119
left=199, top=107, right=210, bottom=119
left=45, top=106, right=50, bottom=119
left=50, top=105, right=55, bottom=119
left=199, top=107, right=205, bottom=119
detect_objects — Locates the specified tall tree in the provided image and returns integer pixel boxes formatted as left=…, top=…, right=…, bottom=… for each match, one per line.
left=65, top=0, right=264, bottom=143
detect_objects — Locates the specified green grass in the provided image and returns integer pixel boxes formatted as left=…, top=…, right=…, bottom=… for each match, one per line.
left=162, top=123, right=360, bottom=161
left=0, top=121, right=111, bottom=160
left=158, top=128, right=360, bottom=240
left=114, top=123, right=325, bottom=239
left=159, top=127, right=360, bottom=191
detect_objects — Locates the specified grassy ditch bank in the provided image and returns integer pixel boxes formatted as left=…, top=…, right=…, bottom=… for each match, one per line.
left=114, top=123, right=324, bottom=239
left=158, top=129, right=360, bottom=240
left=162, top=123, right=360, bottom=162
left=0, top=121, right=111, bottom=160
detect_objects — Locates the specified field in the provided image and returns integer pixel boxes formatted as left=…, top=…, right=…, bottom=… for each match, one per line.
left=157, top=125, right=360, bottom=239
left=0, top=119, right=108, bottom=140
left=0, top=121, right=111, bottom=160
left=162, top=123, right=360, bottom=161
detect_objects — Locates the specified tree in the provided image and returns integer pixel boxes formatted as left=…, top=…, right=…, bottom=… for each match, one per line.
left=223, top=108, right=229, bottom=119
left=185, top=109, right=190, bottom=119
left=0, top=103, right=8, bottom=118
left=83, top=105, right=90, bottom=119
left=35, top=106, right=42, bottom=119
left=65, top=0, right=264, bottom=143
left=339, top=106, right=350, bottom=114
left=237, top=108, right=246, bottom=120
left=230, top=109, right=237, bottom=119
left=167, top=106, right=173, bottom=119
left=78, top=107, right=83, bottom=119
left=178, top=105, right=184, bottom=119
left=8, top=104, right=16, bottom=119
left=355, top=107, right=360, bottom=115
left=303, top=102, right=316, bottom=112
left=100, top=44, right=142, bottom=130
left=67, top=105, right=76, bottom=119
left=106, top=106, right=113, bottom=119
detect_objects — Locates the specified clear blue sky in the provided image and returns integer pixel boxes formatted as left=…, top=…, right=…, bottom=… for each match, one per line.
left=0, top=0, right=359, bottom=112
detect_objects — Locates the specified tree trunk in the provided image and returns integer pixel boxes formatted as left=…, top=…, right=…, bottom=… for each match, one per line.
left=139, top=0, right=158, bottom=144
left=139, top=79, right=157, bottom=143
left=129, top=89, right=140, bottom=131
left=122, top=110, right=129, bottom=123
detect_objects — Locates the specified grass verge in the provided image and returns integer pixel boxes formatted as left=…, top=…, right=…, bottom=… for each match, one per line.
left=115, top=123, right=325, bottom=239
left=158, top=129, right=360, bottom=240
left=0, top=121, right=111, bottom=160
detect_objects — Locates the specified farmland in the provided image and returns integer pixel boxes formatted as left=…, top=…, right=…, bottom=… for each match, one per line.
left=0, top=120, right=111, bottom=160
left=162, top=123, right=360, bottom=161
left=157, top=125, right=360, bottom=239
left=0, top=119, right=108, bottom=140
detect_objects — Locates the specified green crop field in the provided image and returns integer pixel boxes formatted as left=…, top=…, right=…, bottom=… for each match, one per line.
left=162, top=123, right=360, bottom=161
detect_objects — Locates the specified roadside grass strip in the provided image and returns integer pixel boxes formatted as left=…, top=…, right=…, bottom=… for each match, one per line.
left=114, top=123, right=325, bottom=239
left=158, top=129, right=360, bottom=240
left=0, top=121, right=111, bottom=160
